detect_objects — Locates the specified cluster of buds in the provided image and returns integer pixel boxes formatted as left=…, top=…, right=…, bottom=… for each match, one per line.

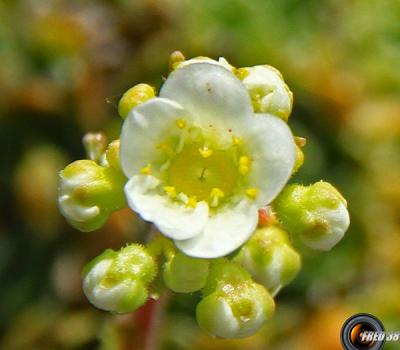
left=58, top=52, right=350, bottom=338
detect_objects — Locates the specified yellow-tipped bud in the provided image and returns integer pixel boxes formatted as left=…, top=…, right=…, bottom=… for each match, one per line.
left=118, top=84, right=155, bottom=119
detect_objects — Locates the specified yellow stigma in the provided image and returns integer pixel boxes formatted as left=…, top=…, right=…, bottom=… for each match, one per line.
left=210, top=187, right=224, bottom=207
left=187, top=196, right=197, bottom=208
left=164, top=186, right=177, bottom=198
left=140, top=164, right=152, bottom=175
left=246, top=188, right=258, bottom=199
left=176, top=119, right=187, bottom=129
left=198, top=145, right=213, bottom=158
left=232, top=136, right=243, bottom=146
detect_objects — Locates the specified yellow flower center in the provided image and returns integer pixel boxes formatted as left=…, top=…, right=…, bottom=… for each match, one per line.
left=168, top=143, right=238, bottom=202
left=140, top=119, right=258, bottom=208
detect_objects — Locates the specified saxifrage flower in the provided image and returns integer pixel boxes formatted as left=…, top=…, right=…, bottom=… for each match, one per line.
left=120, top=62, right=296, bottom=258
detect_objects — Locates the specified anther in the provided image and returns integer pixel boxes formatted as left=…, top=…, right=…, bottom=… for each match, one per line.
left=164, top=186, right=177, bottom=198
left=246, top=188, right=258, bottom=199
left=140, top=164, right=152, bottom=175
left=199, top=145, right=213, bottom=158
left=176, top=119, right=186, bottom=129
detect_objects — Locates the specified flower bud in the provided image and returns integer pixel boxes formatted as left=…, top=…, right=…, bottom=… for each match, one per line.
left=175, top=56, right=234, bottom=72
left=236, top=65, right=293, bottom=121
left=234, top=226, right=301, bottom=293
left=274, top=181, right=350, bottom=250
left=163, top=252, right=209, bottom=293
left=196, top=260, right=274, bottom=339
left=58, top=159, right=126, bottom=232
left=82, top=244, right=157, bottom=313
left=118, top=83, right=155, bottom=119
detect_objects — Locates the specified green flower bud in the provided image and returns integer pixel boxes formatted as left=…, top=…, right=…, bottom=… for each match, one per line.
left=236, top=65, right=293, bottom=121
left=234, top=226, right=301, bottom=294
left=82, top=244, right=157, bottom=314
left=274, top=181, right=350, bottom=251
left=118, top=83, right=155, bottom=119
left=163, top=252, right=209, bottom=293
left=197, top=260, right=275, bottom=339
left=169, top=50, right=186, bottom=71
left=58, top=159, right=126, bottom=232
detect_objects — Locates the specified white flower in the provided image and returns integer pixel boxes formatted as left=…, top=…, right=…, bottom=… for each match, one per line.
left=237, top=65, right=293, bottom=121
left=120, top=62, right=296, bottom=258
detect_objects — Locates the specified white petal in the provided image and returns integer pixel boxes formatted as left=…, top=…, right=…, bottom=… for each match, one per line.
left=125, top=175, right=209, bottom=240
left=120, top=97, right=189, bottom=178
left=175, top=199, right=258, bottom=258
left=206, top=298, right=240, bottom=338
left=243, top=114, right=296, bottom=206
left=160, top=63, right=252, bottom=131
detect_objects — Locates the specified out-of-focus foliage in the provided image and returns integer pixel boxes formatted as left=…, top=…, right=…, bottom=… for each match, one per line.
left=1, top=0, right=399, bottom=349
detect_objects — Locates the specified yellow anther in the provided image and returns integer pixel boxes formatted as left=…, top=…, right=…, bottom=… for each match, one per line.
left=239, top=165, right=249, bottom=175
left=140, top=164, right=151, bottom=175
left=176, top=119, right=187, bottom=129
left=210, top=188, right=224, bottom=198
left=164, top=186, right=177, bottom=198
left=198, top=146, right=213, bottom=158
left=187, top=196, right=197, bottom=208
left=246, top=188, right=258, bottom=199
left=239, top=156, right=251, bottom=175
left=232, top=136, right=243, bottom=146
left=239, top=156, right=250, bottom=165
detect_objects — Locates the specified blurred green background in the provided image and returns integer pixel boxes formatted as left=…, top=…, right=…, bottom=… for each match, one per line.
left=1, top=0, right=400, bottom=349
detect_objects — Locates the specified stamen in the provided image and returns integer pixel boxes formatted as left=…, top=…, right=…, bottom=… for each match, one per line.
left=157, top=143, right=174, bottom=157
left=164, top=186, right=177, bottom=198
left=176, top=119, right=186, bottom=129
left=210, top=187, right=224, bottom=207
left=160, top=160, right=170, bottom=172
left=199, top=145, right=213, bottom=158
left=246, top=188, right=258, bottom=199
left=187, top=196, right=197, bottom=208
left=178, top=192, right=188, bottom=204
left=239, top=156, right=250, bottom=175
left=232, top=136, right=243, bottom=146
left=140, top=164, right=152, bottom=175
left=176, top=133, right=185, bottom=153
